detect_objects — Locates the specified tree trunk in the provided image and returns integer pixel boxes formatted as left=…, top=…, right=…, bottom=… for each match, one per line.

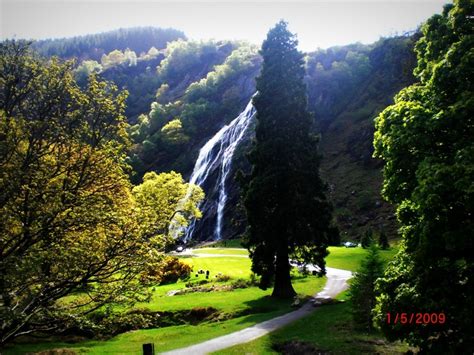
left=272, top=243, right=296, bottom=298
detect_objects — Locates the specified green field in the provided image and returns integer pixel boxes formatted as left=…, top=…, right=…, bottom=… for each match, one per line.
left=326, top=246, right=397, bottom=272
left=5, top=246, right=399, bottom=354
left=193, top=248, right=249, bottom=256
left=5, top=255, right=325, bottom=354
left=213, top=292, right=412, bottom=355
left=194, top=245, right=398, bottom=272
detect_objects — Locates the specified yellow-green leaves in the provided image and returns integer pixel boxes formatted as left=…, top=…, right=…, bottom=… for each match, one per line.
left=132, top=171, right=204, bottom=241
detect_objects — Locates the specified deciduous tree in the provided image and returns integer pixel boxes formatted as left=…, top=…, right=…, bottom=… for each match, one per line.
left=373, top=1, right=473, bottom=351
left=0, top=42, right=202, bottom=344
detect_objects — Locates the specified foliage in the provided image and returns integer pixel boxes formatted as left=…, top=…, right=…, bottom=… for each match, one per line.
left=361, top=229, right=374, bottom=248
left=373, top=1, right=474, bottom=351
left=378, top=230, right=389, bottom=250
left=241, top=21, right=334, bottom=298
left=157, top=39, right=233, bottom=87
left=75, top=60, right=102, bottom=86
left=33, top=27, right=185, bottom=61
left=141, top=256, right=193, bottom=285
left=305, top=44, right=372, bottom=121
left=161, top=118, right=189, bottom=144
left=0, top=41, right=154, bottom=344
left=348, top=245, right=384, bottom=331
left=132, top=171, right=204, bottom=240
left=0, top=41, right=203, bottom=345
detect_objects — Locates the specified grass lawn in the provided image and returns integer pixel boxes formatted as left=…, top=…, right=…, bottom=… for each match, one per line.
left=5, top=256, right=325, bottom=355
left=5, top=311, right=297, bottom=355
left=203, top=238, right=244, bottom=248
left=326, top=246, right=398, bottom=272
left=213, top=292, right=412, bottom=355
left=5, top=247, right=400, bottom=354
left=191, top=246, right=398, bottom=273
left=192, top=248, right=249, bottom=256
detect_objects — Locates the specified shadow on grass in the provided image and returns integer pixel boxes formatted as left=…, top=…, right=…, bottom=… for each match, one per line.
left=265, top=301, right=404, bottom=354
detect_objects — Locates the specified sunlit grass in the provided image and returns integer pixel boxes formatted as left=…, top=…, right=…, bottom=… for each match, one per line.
left=193, top=248, right=249, bottom=256
left=5, top=256, right=325, bottom=354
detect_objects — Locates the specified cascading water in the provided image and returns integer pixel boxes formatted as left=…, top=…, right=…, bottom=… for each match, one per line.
left=170, top=97, right=256, bottom=242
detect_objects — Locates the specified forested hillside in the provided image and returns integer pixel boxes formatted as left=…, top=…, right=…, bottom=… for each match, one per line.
left=306, top=36, right=418, bottom=239
left=33, top=27, right=185, bottom=61
left=33, top=27, right=418, bottom=241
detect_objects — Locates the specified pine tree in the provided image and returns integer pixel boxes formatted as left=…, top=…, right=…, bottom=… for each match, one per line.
left=378, top=230, right=389, bottom=250
left=349, top=245, right=384, bottom=331
left=361, top=229, right=374, bottom=248
left=241, top=21, right=334, bottom=298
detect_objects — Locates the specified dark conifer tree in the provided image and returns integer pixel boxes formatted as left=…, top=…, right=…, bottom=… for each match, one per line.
left=349, top=245, right=384, bottom=331
left=378, top=230, right=389, bottom=250
left=242, top=21, right=334, bottom=298
left=361, top=229, right=374, bottom=248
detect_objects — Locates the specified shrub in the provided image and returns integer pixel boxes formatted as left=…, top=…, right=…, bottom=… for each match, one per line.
left=140, top=256, right=192, bottom=284
left=215, top=274, right=231, bottom=282
left=231, top=278, right=250, bottom=289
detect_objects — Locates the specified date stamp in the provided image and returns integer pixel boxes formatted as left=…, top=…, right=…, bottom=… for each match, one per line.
left=386, top=312, right=446, bottom=325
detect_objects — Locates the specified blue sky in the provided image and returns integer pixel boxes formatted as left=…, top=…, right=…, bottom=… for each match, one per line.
left=1, top=1, right=449, bottom=52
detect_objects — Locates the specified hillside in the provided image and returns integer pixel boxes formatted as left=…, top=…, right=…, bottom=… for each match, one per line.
left=33, top=29, right=418, bottom=241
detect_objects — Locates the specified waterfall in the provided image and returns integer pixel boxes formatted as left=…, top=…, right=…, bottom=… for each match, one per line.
left=170, top=97, right=256, bottom=242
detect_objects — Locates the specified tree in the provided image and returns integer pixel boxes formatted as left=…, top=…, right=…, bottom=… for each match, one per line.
left=132, top=171, right=204, bottom=242
left=241, top=21, right=334, bottom=298
left=378, top=230, right=389, bottom=250
left=0, top=42, right=202, bottom=344
left=361, top=229, right=374, bottom=248
left=373, top=1, right=473, bottom=351
left=348, top=245, right=384, bottom=331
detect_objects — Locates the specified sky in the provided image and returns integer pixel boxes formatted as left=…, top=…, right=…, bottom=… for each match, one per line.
left=1, top=0, right=449, bottom=52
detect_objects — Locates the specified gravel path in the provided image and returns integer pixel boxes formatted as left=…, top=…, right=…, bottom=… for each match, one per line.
left=161, top=266, right=352, bottom=355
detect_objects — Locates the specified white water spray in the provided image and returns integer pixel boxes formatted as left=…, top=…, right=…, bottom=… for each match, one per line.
left=170, top=97, right=255, bottom=241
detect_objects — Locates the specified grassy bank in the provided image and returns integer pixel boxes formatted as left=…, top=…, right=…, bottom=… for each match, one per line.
left=213, top=292, right=412, bottom=355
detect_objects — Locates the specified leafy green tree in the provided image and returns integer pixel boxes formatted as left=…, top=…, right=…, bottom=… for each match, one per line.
left=0, top=42, right=201, bottom=344
left=33, top=27, right=185, bottom=61
left=75, top=60, right=102, bottom=86
left=160, top=119, right=189, bottom=144
left=242, top=21, right=334, bottom=298
left=132, top=171, right=204, bottom=242
left=373, top=1, right=473, bottom=351
left=349, top=245, right=384, bottom=331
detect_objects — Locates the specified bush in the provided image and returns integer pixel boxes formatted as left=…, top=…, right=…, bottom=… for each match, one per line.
left=215, top=274, right=231, bottom=282
left=140, top=256, right=192, bottom=284
left=231, top=278, right=251, bottom=289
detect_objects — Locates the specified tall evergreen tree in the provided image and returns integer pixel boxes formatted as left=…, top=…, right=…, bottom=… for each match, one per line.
left=349, top=245, right=384, bottom=331
left=242, top=21, right=334, bottom=298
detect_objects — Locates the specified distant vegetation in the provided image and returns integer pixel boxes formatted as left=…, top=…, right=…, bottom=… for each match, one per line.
left=32, top=27, right=185, bottom=61
left=30, top=26, right=418, bottom=241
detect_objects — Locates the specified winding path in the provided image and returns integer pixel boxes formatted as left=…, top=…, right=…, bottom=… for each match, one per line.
left=161, top=259, right=352, bottom=355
